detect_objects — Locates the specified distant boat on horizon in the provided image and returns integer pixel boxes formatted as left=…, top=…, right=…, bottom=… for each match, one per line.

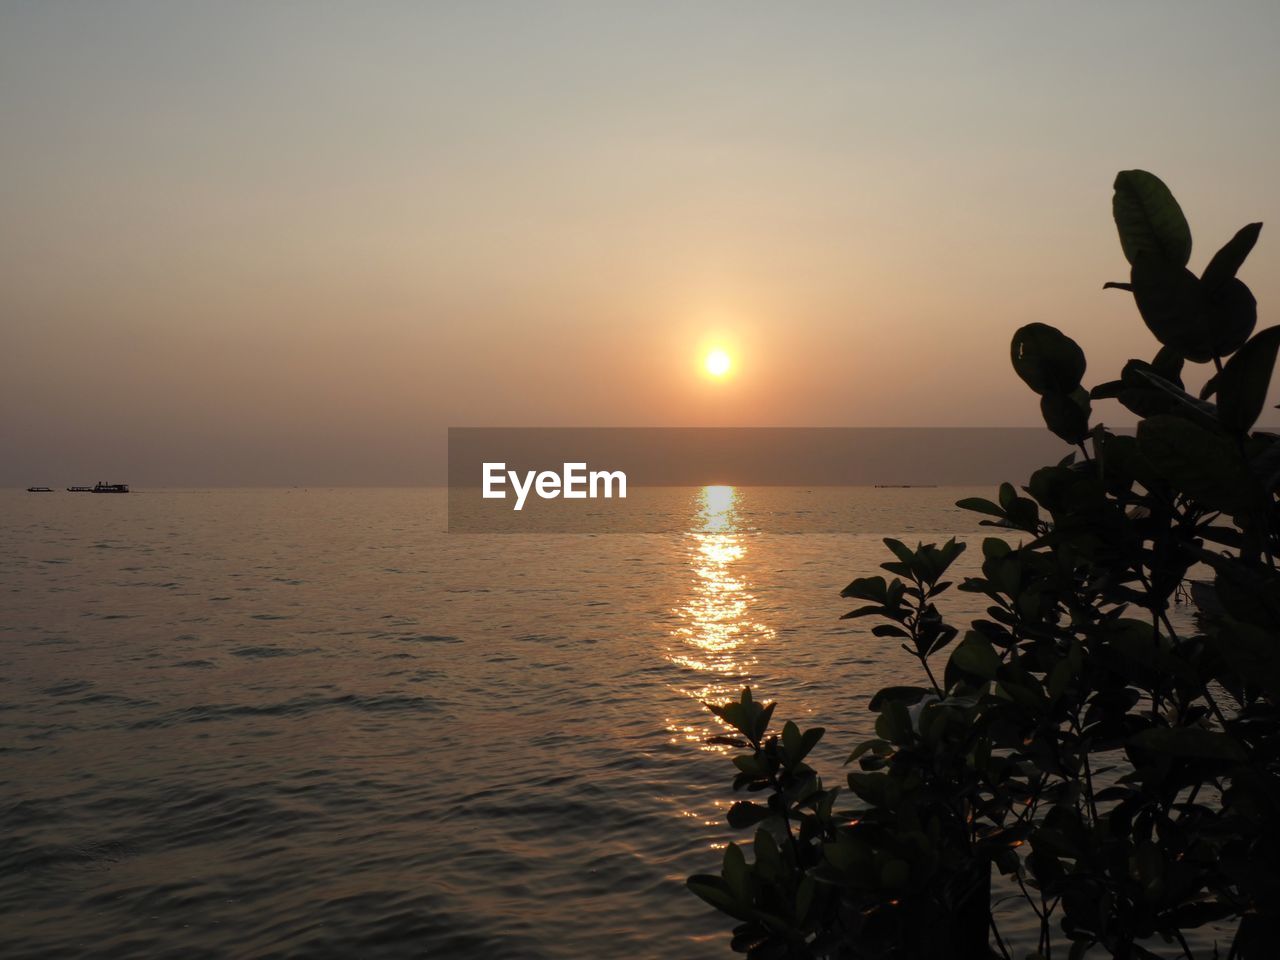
left=66, top=482, right=130, bottom=493
left=26, top=486, right=53, bottom=493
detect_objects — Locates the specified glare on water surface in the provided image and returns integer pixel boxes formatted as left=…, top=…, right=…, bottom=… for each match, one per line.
left=666, top=485, right=776, bottom=750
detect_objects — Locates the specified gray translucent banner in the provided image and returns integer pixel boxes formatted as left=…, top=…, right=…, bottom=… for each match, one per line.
left=447, top=427, right=1072, bottom=533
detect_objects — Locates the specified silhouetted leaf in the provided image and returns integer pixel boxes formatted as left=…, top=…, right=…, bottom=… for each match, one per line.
left=753, top=829, right=782, bottom=882
left=846, top=738, right=891, bottom=764
left=841, top=576, right=887, bottom=602
left=752, top=702, right=775, bottom=742
left=841, top=604, right=888, bottom=620
left=882, top=538, right=914, bottom=567
left=949, top=635, right=1000, bottom=680
left=733, top=754, right=767, bottom=777
left=1205, top=276, right=1258, bottom=357
left=729, top=926, right=769, bottom=955
left=797, top=727, right=824, bottom=764
left=778, top=721, right=819, bottom=768
left=1124, top=363, right=1219, bottom=427
left=1011, top=323, right=1086, bottom=395
left=1090, top=378, right=1123, bottom=400
left=1151, top=344, right=1185, bottom=383
left=1130, top=257, right=1214, bottom=361
left=1199, top=368, right=1221, bottom=400
left=1113, top=169, right=1191, bottom=267
left=981, top=537, right=1011, bottom=561
left=723, top=842, right=750, bottom=902
left=846, top=771, right=891, bottom=806
left=727, top=801, right=773, bottom=829
left=1039, top=387, right=1091, bottom=444
left=688, top=875, right=748, bottom=920
left=1216, top=325, right=1280, bottom=434
left=868, top=686, right=930, bottom=710
left=871, top=624, right=909, bottom=638
left=874, top=700, right=913, bottom=743
left=1202, top=221, right=1262, bottom=291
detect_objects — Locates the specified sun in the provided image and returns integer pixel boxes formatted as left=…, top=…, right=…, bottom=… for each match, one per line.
left=704, top=348, right=732, bottom=378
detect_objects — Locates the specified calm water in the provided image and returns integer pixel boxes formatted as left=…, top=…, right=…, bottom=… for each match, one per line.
left=0, top=487, right=1208, bottom=958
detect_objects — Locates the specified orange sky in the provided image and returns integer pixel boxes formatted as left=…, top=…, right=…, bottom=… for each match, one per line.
left=3, top=3, right=1279, bottom=484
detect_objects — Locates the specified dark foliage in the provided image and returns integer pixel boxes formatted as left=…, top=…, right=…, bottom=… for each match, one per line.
left=689, top=171, right=1280, bottom=959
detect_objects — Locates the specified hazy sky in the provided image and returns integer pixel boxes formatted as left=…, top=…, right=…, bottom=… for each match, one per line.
left=3, top=1, right=1279, bottom=485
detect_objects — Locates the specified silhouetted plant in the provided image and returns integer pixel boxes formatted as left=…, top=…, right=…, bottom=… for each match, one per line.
left=689, top=171, right=1280, bottom=959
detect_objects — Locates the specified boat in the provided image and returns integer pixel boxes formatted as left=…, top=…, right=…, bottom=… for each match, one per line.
left=26, top=486, right=54, bottom=492
left=67, top=486, right=93, bottom=492
left=67, top=482, right=130, bottom=493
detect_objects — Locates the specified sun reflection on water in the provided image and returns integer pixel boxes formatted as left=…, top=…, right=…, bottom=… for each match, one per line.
left=666, top=486, right=776, bottom=751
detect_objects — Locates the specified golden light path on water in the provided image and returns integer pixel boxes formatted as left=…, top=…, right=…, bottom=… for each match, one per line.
left=666, top=485, right=777, bottom=753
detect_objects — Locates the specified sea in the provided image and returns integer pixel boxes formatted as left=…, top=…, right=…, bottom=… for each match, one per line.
left=0, top=487, right=1215, bottom=958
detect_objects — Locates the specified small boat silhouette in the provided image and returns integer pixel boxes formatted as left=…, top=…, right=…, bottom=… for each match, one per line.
left=67, top=482, right=130, bottom=493
left=26, top=486, right=54, bottom=493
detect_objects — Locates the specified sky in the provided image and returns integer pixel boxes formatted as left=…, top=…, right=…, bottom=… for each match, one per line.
left=3, top=1, right=1279, bottom=485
